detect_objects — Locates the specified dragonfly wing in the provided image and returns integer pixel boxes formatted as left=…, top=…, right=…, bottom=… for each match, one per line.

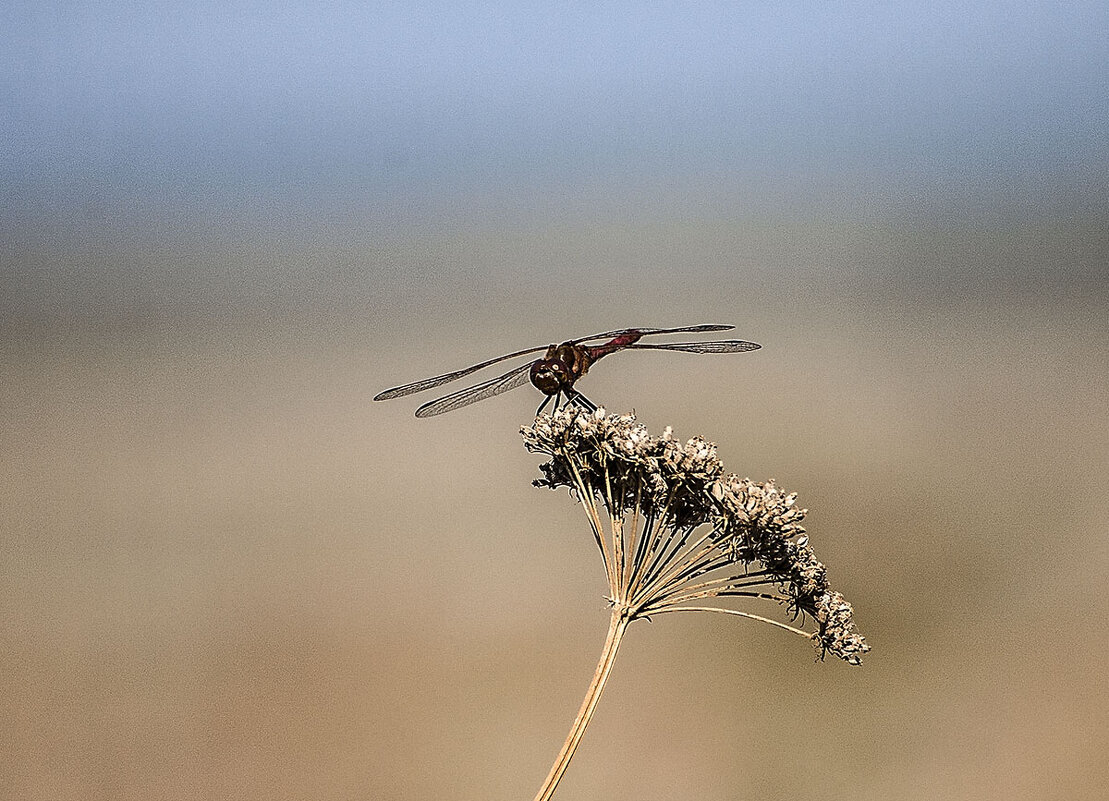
left=376, top=325, right=745, bottom=402
left=570, top=324, right=734, bottom=344
left=626, top=340, right=761, bottom=353
left=374, top=343, right=550, bottom=400
left=414, top=362, right=534, bottom=417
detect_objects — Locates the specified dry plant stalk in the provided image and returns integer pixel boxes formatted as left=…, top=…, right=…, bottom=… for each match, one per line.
left=521, top=407, right=870, bottom=800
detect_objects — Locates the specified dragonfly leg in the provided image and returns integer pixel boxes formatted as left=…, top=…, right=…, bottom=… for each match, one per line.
left=568, top=389, right=597, bottom=412
left=548, top=391, right=568, bottom=414
left=536, top=394, right=554, bottom=416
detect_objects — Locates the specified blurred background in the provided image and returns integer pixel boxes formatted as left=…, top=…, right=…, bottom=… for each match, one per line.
left=3, top=3, right=1107, bottom=800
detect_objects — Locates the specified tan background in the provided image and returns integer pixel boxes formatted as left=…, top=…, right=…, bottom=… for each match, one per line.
left=4, top=5, right=1108, bottom=800
left=5, top=212, right=1107, bottom=800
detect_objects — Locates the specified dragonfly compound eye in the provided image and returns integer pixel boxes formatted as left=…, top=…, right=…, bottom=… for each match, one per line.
left=530, top=360, right=569, bottom=394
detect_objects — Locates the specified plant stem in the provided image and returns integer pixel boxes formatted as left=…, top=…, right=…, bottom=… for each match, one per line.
left=532, top=609, right=631, bottom=801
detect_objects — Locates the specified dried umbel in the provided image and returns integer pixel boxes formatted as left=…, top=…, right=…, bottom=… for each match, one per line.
left=522, top=407, right=869, bottom=800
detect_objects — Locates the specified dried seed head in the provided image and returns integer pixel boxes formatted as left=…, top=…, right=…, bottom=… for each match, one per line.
left=811, top=590, right=871, bottom=665
left=522, top=407, right=871, bottom=665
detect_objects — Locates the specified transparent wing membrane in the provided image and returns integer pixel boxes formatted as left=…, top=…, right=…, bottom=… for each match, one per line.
left=570, top=324, right=734, bottom=344
left=414, top=363, right=534, bottom=418
left=627, top=340, right=761, bottom=354
left=373, top=344, right=550, bottom=400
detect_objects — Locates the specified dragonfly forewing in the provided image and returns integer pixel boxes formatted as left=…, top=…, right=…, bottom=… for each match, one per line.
left=414, top=362, right=534, bottom=418
left=374, top=344, right=550, bottom=400
left=570, top=324, right=734, bottom=344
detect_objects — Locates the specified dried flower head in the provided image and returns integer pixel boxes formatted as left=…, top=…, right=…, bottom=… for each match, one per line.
left=521, top=407, right=870, bottom=800
left=523, top=406, right=869, bottom=663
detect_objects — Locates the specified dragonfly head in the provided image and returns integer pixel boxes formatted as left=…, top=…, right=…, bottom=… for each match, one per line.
left=530, top=347, right=573, bottom=396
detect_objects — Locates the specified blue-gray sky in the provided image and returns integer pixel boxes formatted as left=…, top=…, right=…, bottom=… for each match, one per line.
left=5, top=2, right=1106, bottom=211
left=3, top=2, right=1107, bottom=322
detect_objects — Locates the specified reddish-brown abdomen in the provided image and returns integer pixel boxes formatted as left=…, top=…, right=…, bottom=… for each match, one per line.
left=585, top=332, right=643, bottom=361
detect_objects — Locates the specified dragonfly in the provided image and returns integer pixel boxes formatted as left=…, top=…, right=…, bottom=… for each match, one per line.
left=374, top=324, right=760, bottom=418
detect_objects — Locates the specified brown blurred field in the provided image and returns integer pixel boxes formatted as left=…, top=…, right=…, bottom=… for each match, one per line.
left=3, top=213, right=1107, bottom=800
